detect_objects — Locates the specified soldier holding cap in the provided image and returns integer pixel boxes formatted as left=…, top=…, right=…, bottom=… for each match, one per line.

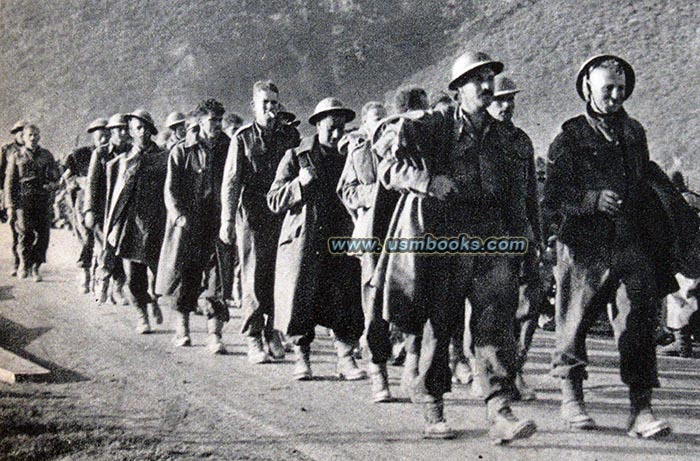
left=219, top=80, right=299, bottom=364
left=164, top=111, right=186, bottom=150
left=84, top=113, right=130, bottom=305
left=1, top=120, right=27, bottom=275
left=104, top=110, right=166, bottom=334
left=372, top=51, right=536, bottom=442
left=156, top=99, right=231, bottom=354
left=543, top=55, right=671, bottom=438
left=62, top=118, right=109, bottom=293
left=486, top=75, right=542, bottom=402
left=4, top=124, right=60, bottom=281
left=268, top=97, right=366, bottom=382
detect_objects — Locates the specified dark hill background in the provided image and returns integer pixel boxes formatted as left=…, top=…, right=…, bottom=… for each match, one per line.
left=1, top=0, right=698, bottom=185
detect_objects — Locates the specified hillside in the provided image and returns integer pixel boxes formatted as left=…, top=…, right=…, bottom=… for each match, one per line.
left=1, top=0, right=698, bottom=187
left=397, top=0, right=700, bottom=184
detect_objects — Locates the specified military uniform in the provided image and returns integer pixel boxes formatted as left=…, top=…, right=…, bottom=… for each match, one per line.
left=0, top=139, right=23, bottom=271
left=544, top=107, right=663, bottom=389
left=104, top=140, right=166, bottom=327
left=220, top=122, right=299, bottom=342
left=337, top=128, right=392, bottom=364
left=268, top=135, right=364, bottom=346
left=4, top=145, right=60, bottom=271
left=64, top=146, right=94, bottom=271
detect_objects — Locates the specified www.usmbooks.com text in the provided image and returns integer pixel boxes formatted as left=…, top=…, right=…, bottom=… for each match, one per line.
left=328, top=234, right=528, bottom=255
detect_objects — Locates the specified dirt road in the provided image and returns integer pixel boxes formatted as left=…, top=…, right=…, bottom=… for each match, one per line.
left=1, top=226, right=700, bottom=460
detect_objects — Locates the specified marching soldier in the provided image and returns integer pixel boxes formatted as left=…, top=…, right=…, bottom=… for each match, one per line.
left=4, top=124, right=60, bottom=281
left=373, top=52, right=536, bottom=443
left=157, top=99, right=231, bottom=354
left=337, top=101, right=391, bottom=401
left=63, top=118, right=109, bottom=293
left=486, top=75, right=542, bottom=401
left=219, top=81, right=299, bottom=364
left=267, top=97, right=366, bottom=382
left=104, top=110, right=166, bottom=333
left=544, top=54, right=671, bottom=438
left=1, top=120, right=26, bottom=276
left=164, top=111, right=186, bottom=150
left=84, top=113, right=130, bottom=305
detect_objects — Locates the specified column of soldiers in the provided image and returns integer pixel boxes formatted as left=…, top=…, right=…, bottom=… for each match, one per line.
left=3, top=51, right=687, bottom=445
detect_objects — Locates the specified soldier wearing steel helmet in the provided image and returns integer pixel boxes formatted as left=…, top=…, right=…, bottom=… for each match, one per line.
left=104, top=110, right=166, bottom=335
left=372, top=51, right=536, bottom=443
left=164, top=111, right=186, bottom=150
left=62, top=117, right=109, bottom=293
left=543, top=54, right=671, bottom=438
left=1, top=120, right=27, bottom=275
left=267, top=97, right=366, bottom=383
left=84, top=113, right=130, bottom=305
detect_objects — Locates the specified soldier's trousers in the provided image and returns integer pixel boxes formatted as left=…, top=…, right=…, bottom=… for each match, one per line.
left=238, top=225, right=277, bottom=338
left=15, top=203, right=51, bottom=268
left=414, top=254, right=520, bottom=402
left=9, top=211, right=20, bottom=269
left=515, top=246, right=544, bottom=369
left=361, top=255, right=392, bottom=364
left=552, top=241, right=660, bottom=389
left=123, top=259, right=157, bottom=307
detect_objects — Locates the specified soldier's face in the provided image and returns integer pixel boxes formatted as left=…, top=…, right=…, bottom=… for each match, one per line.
left=111, top=126, right=129, bottom=147
left=129, top=119, right=150, bottom=145
left=588, top=67, right=626, bottom=114
left=91, top=128, right=108, bottom=146
left=23, top=128, right=40, bottom=149
left=317, top=114, right=346, bottom=149
left=363, top=107, right=387, bottom=134
left=487, top=94, right=515, bottom=122
left=252, top=89, right=279, bottom=126
left=456, top=67, right=495, bottom=114
left=199, top=112, right=223, bottom=139
left=172, top=124, right=186, bottom=140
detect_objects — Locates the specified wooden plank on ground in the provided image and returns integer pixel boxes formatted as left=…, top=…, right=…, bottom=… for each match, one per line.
left=0, top=347, right=50, bottom=384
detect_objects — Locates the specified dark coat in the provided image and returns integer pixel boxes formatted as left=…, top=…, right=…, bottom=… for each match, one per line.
left=0, top=140, right=22, bottom=209
left=544, top=110, right=677, bottom=295
left=104, top=141, right=166, bottom=266
left=156, top=132, right=230, bottom=296
left=83, top=142, right=129, bottom=220
left=267, top=135, right=363, bottom=338
left=370, top=106, right=529, bottom=331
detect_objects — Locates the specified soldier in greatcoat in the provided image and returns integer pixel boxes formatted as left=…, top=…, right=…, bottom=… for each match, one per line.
left=267, top=98, right=366, bottom=382
left=156, top=99, right=231, bottom=354
left=1, top=120, right=27, bottom=275
left=103, top=110, right=166, bottom=333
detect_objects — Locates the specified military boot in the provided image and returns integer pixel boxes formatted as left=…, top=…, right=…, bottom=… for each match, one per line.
left=135, top=304, right=151, bottom=334
left=487, top=395, right=537, bottom=445
left=560, top=376, right=596, bottom=430
left=368, top=362, right=392, bottom=403
left=32, top=264, right=42, bottom=282
left=293, top=344, right=312, bottom=381
left=95, top=277, right=110, bottom=304
left=514, top=372, right=537, bottom=402
left=110, top=282, right=129, bottom=306
left=148, top=301, right=163, bottom=325
left=658, top=327, right=692, bottom=358
left=172, top=310, right=191, bottom=347
left=206, top=317, right=227, bottom=355
left=266, top=329, right=286, bottom=360
left=246, top=335, right=270, bottom=364
left=627, top=388, right=671, bottom=439
left=466, top=359, right=486, bottom=400
left=80, top=268, right=91, bottom=294
left=422, top=398, right=456, bottom=439
left=335, top=339, right=367, bottom=380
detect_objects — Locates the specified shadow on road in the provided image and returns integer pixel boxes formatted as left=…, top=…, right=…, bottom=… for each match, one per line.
left=0, top=315, right=88, bottom=384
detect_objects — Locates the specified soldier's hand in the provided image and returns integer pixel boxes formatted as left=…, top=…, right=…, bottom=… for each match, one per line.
left=298, top=167, right=316, bottom=187
left=84, top=211, right=95, bottom=229
left=219, top=221, right=234, bottom=245
left=428, top=175, right=457, bottom=201
left=597, top=190, right=622, bottom=216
